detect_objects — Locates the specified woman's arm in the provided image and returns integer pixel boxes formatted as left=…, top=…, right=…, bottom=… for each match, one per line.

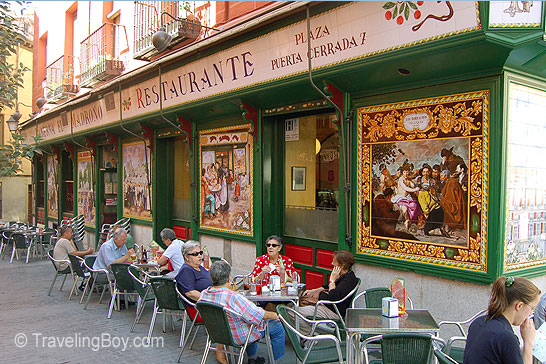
left=319, top=273, right=356, bottom=302
left=520, top=317, right=536, bottom=364
left=184, top=290, right=201, bottom=302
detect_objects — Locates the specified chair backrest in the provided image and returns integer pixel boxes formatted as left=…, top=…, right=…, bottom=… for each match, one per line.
left=379, top=333, right=433, bottom=364
left=12, top=233, right=28, bottom=249
left=433, top=348, right=459, bottom=364
left=68, top=254, right=87, bottom=277
left=110, top=263, right=136, bottom=292
left=354, top=287, right=391, bottom=308
left=128, top=265, right=151, bottom=299
left=82, top=255, right=97, bottom=272
left=47, top=249, right=67, bottom=272
left=276, top=304, right=308, bottom=360
left=195, top=301, right=240, bottom=348
left=149, top=276, right=184, bottom=311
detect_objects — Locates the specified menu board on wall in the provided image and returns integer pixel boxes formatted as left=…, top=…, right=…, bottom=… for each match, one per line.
left=77, top=151, right=95, bottom=228
left=357, top=90, right=490, bottom=272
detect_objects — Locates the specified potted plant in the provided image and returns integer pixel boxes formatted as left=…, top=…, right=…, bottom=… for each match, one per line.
left=178, top=1, right=201, bottom=40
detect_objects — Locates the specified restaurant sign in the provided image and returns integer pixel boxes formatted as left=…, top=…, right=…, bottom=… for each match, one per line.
left=24, top=1, right=479, bottom=143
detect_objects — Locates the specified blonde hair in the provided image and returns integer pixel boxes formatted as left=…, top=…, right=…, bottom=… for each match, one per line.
left=487, top=276, right=540, bottom=320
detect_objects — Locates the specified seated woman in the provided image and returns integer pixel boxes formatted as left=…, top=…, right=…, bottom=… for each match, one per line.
left=463, top=276, right=540, bottom=364
left=297, top=250, right=358, bottom=320
left=175, top=241, right=227, bottom=364
left=251, top=235, right=297, bottom=285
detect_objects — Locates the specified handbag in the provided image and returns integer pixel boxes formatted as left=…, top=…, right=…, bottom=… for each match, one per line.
left=299, top=289, right=323, bottom=307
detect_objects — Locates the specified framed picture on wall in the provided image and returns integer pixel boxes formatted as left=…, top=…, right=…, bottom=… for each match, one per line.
left=291, top=166, right=306, bottom=191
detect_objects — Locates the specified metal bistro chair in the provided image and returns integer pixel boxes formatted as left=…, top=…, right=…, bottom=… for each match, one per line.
left=437, top=309, right=487, bottom=364
left=108, top=263, right=139, bottom=319
left=362, top=332, right=436, bottom=364
left=309, top=278, right=361, bottom=338
left=0, top=230, right=14, bottom=260
left=46, top=250, right=73, bottom=296
left=196, top=301, right=274, bottom=364
left=128, top=265, right=156, bottom=333
left=277, top=304, right=345, bottom=364
left=175, top=284, right=205, bottom=362
left=67, top=254, right=91, bottom=300
left=82, top=256, right=115, bottom=310
left=433, top=345, right=459, bottom=364
left=352, top=287, right=415, bottom=310
left=10, top=232, right=34, bottom=263
left=147, top=276, right=187, bottom=345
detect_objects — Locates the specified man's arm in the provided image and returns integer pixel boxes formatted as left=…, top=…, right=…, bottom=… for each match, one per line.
left=72, top=247, right=94, bottom=257
left=111, top=249, right=134, bottom=265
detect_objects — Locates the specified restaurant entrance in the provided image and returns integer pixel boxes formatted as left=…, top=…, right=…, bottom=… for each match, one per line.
left=262, top=109, right=341, bottom=288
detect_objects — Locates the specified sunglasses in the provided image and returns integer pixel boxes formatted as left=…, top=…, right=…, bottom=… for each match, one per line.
left=187, top=251, right=204, bottom=257
left=266, top=243, right=280, bottom=248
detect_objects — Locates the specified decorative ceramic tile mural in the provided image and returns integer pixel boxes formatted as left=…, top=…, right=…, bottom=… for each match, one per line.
left=122, top=141, right=152, bottom=220
left=505, top=83, right=546, bottom=270
left=357, top=91, right=489, bottom=272
left=77, top=151, right=95, bottom=227
left=199, top=124, right=253, bottom=236
left=47, top=155, right=58, bottom=217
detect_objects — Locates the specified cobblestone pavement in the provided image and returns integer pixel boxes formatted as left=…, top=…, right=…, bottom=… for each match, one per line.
left=0, top=257, right=298, bottom=364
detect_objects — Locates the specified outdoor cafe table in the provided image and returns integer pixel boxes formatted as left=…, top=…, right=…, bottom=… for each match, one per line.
left=237, top=286, right=300, bottom=306
left=237, top=287, right=300, bottom=364
left=345, top=308, right=440, bottom=364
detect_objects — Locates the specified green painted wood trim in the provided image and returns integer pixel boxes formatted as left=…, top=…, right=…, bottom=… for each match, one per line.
left=254, top=109, right=264, bottom=256
left=350, top=75, right=502, bottom=284
left=190, top=119, right=198, bottom=240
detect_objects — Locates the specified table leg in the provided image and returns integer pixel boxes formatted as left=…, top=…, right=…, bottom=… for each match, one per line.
left=264, top=321, right=275, bottom=364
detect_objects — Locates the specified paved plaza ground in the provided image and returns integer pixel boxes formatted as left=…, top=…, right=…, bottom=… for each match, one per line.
left=0, top=257, right=299, bottom=364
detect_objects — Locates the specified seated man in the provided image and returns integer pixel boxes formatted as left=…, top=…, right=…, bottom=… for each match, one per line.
left=199, top=260, right=285, bottom=364
left=157, top=228, right=185, bottom=278
left=93, top=229, right=133, bottom=277
left=53, top=225, right=93, bottom=272
left=109, top=224, right=135, bottom=250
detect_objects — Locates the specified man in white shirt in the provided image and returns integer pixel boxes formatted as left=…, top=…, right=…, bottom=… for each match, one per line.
left=158, top=228, right=185, bottom=278
left=53, top=225, right=94, bottom=271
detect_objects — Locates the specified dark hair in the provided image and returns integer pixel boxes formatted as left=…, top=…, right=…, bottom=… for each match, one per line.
left=383, top=187, right=394, bottom=197
left=419, top=164, right=432, bottom=176
left=432, top=164, right=441, bottom=172
left=333, top=250, right=354, bottom=272
left=487, top=276, right=540, bottom=320
left=266, top=235, right=282, bottom=247
left=59, top=225, right=72, bottom=237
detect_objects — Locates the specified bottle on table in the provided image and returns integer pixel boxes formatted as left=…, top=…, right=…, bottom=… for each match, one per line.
left=279, top=259, right=286, bottom=287
left=142, top=246, right=148, bottom=264
left=203, top=246, right=210, bottom=270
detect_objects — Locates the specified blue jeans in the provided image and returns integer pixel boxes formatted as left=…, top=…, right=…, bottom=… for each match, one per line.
left=245, top=320, right=285, bottom=361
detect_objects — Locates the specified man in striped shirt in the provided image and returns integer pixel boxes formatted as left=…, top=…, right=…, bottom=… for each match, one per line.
left=199, top=260, right=285, bottom=364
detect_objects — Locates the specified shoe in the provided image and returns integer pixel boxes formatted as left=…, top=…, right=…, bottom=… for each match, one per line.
left=248, top=357, right=265, bottom=364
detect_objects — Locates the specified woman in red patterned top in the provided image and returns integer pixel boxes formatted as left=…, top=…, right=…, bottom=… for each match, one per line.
left=251, top=235, right=297, bottom=285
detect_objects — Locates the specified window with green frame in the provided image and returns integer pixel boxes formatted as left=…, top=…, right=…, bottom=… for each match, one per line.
left=505, top=82, right=546, bottom=269
left=173, top=135, right=191, bottom=221
left=284, top=113, right=339, bottom=242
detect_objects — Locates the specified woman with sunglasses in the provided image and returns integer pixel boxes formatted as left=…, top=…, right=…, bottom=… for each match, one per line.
left=463, top=276, right=540, bottom=364
left=175, top=241, right=228, bottom=364
left=251, top=235, right=297, bottom=285
left=175, top=241, right=213, bottom=302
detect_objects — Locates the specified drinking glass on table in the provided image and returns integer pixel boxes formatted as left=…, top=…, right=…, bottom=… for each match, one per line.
left=243, top=275, right=250, bottom=291
left=256, top=278, right=263, bottom=295
left=250, top=281, right=257, bottom=295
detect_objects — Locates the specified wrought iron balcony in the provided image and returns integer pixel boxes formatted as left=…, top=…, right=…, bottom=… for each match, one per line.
left=80, top=23, right=128, bottom=87
left=44, top=55, right=79, bottom=103
left=133, top=1, right=212, bottom=61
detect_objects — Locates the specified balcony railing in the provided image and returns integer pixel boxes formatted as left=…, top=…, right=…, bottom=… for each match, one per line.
left=45, top=55, right=79, bottom=103
left=133, top=1, right=212, bottom=60
left=80, top=23, right=128, bottom=87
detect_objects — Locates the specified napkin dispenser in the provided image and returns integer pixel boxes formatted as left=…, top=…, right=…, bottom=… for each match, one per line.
left=382, top=297, right=399, bottom=317
left=270, top=275, right=281, bottom=291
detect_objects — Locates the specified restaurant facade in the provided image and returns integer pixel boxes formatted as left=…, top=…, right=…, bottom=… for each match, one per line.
left=22, top=1, right=546, bottom=317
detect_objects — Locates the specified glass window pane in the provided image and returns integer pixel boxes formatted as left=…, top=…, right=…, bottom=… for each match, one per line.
left=505, top=83, right=546, bottom=269
left=284, top=113, right=339, bottom=242
left=174, top=136, right=191, bottom=221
